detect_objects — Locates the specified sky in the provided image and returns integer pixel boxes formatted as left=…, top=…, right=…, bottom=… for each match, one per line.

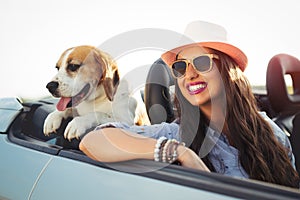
left=0, top=0, right=299, bottom=99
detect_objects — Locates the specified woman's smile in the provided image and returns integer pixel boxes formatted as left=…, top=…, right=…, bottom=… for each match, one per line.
left=186, top=81, right=207, bottom=95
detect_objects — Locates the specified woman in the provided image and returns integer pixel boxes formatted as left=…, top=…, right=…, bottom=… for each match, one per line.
left=79, top=22, right=299, bottom=188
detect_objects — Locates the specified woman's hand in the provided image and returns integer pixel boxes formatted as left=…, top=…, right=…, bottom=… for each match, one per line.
left=177, top=145, right=210, bottom=172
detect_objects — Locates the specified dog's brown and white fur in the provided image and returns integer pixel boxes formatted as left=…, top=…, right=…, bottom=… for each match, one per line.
left=44, top=45, right=149, bottom=140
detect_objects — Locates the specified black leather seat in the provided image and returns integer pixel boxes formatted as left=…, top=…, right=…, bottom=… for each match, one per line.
left=266, top=53, right=300, bottom=174
left=144, top=58, right=176, bottom=124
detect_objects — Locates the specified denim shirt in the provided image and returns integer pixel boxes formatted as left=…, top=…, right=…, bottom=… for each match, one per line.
left=95, top=112, right=295, bottom=178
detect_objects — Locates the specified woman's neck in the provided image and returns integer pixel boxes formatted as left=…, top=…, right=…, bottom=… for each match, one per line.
left=200, top=101, right=228, bottom=134
left=201, top=103, right=235, bottom=145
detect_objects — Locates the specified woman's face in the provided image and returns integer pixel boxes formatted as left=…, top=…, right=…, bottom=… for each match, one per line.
left=176, top=46, right=224, bottom=108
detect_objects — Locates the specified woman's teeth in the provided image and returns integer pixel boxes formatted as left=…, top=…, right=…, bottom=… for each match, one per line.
left=189, top=83, right=206, bottom=92
left=187, top=82, right=207, bottom=95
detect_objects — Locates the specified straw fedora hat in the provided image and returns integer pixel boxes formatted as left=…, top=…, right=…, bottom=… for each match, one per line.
left=161, top=21, right=248, bottom=71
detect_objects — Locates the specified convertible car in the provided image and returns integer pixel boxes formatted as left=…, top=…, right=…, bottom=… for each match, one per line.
left=1, top=55, right=300, bottom=199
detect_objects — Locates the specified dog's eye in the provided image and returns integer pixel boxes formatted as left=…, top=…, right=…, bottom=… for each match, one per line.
left=67, top=64, right=81, bottom=72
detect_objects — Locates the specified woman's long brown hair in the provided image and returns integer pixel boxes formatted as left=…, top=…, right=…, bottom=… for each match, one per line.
left=176, top=49, right=300, bottom=188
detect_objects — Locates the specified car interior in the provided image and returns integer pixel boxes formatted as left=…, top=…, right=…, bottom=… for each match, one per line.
left=5, top=54, right=300, bottom=197
left=266, top=53, right=300, bottom=174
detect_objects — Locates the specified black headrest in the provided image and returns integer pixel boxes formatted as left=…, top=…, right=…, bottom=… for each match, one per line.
left=144, top=58, right=175, bottom=124
left=266, top=54, right=300, bottom=113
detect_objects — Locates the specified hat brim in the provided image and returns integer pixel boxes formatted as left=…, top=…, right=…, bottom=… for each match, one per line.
left=161, top=42, right=248, bottom=72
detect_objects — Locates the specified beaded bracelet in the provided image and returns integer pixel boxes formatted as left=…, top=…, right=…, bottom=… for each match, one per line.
left=154, top=137, right=185, bottom=163
left=166, top=140, right=179, bottom=163
left=163, top=139, right=185, bottom=163
left=154, top=136, right=167, bottom=162
left=159, top=139, right=168, bottom=162
left=162, top=139, right=172, bottom=162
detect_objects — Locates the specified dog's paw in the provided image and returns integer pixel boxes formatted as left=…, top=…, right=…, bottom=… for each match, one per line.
left=43, top=111, right=64, bottom=136
left=64, top=117, right=88, bottom=141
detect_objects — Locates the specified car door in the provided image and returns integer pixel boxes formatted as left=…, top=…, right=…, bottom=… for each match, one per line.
left=29, top=152, right=239, bottom=200
left=0, top=134, right=53, bottom=200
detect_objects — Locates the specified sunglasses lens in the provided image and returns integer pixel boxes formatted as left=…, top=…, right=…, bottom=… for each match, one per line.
left=172, top=61, right=187, bottom=78
left=193, top=55, right=211, bottom=72
left=171, top=55, right=214, bottom=78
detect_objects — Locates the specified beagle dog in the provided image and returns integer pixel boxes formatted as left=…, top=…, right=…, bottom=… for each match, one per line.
left=43, top=45, right=149, bottom=141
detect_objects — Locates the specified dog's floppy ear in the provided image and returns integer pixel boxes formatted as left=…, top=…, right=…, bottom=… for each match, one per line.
left=103, top=68, right=120, bottom=101
left=93, top=49, right=120, bottom=101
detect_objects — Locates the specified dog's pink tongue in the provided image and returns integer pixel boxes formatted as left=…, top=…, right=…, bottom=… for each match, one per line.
left=56, top=97, right=72, bottom=111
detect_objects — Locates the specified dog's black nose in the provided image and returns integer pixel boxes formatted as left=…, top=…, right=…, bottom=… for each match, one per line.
left=46, top=81, right=59, bottom=94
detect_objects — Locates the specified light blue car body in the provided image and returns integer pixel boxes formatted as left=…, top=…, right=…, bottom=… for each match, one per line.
left=0, top=97, right=300, bottom=200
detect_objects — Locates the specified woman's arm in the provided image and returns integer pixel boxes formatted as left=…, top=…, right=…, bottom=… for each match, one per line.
left=79, top=128, right=210, bottom=172
left=79, top=128, right=155, bottom=162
